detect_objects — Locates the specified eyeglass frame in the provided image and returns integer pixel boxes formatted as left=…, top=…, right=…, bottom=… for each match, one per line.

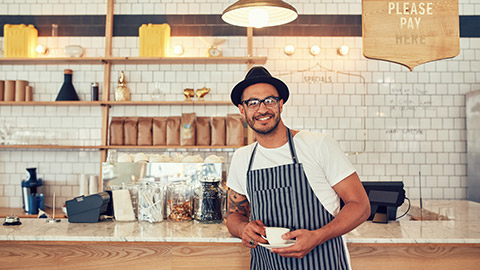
left=240, top=96, right=281, bottom=110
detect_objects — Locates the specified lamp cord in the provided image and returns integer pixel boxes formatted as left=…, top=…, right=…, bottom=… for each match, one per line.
left=395, top=197, right=411, bottom=220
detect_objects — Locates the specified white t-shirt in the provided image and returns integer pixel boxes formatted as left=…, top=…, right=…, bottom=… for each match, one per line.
left=227, top=130, right=356, bottom=216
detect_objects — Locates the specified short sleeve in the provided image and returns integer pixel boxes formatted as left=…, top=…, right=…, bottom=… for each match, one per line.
left=317, top=135, right=356, bottom=186
left=226, top=148, right=248, bottom=195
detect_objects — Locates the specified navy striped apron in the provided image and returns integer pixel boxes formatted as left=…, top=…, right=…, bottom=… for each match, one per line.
left=246, top=128, right=349, bottom=270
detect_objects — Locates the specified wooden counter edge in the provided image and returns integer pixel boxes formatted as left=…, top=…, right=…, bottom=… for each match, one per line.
left=0, top=207, right=66, bottom=219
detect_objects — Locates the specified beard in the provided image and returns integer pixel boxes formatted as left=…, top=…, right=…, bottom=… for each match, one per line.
left=245, top=111, right=281, bottom=135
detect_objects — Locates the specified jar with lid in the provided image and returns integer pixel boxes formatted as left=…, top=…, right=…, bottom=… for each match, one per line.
left=193, top=177, right=224, bottom=223
left=138, top=181, right=165, bottom=223
left=166, top=178, right=193, bottom=221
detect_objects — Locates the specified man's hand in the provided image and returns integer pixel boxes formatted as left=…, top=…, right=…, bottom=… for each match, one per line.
left=270, top=229, right=322, bottom=259
left=240, top=220, right=268, bottom=248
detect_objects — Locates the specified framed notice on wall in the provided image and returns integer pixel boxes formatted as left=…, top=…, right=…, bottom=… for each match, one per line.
left=362, top=0, right=460, bottom=71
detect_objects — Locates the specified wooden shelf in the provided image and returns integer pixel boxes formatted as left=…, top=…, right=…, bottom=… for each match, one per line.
left=0, top=144, right=243, bottom=150
left=0, top=56, right=267, bottom=65
left=105, top=56, right=267, bottom=65
left=0, top=145, right=103, bottom=149
left=0, top=101, right=233, bottom=106
left=104, top=145, right=243, bottom=149
left=0, top=57, right=105, bottom=65
left=103, top=100, right=233, bottom=106
left=0, top=101, right=103, bottom=106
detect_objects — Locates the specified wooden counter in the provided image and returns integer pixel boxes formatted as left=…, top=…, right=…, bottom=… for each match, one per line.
left=0, top=240, right=249, bottom=270
left=1, top=200, right=479, bottom=269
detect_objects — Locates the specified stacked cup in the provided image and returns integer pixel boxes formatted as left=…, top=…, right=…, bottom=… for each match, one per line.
left=0, top=80, right=33, bottom=102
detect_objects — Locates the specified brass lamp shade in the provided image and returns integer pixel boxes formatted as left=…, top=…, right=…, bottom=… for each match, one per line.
left=222, top=0, right=298, bottom=28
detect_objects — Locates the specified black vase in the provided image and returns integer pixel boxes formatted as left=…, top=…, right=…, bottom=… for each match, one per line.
left=55, top=69, right=80, bottom=101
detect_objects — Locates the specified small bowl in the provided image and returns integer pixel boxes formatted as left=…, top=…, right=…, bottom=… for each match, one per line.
left=64, top=45, right=84, bottom=58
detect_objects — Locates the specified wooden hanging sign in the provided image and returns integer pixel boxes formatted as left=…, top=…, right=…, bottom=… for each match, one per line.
left=362, top=0, right=460, bottom=71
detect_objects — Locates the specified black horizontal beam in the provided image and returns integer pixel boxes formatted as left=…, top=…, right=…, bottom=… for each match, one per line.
left=0, top=15, right=478, bottom=37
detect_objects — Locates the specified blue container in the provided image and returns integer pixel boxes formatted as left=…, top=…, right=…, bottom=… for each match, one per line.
left=28, top=194, right=38, bottom=215
left=27, top=193, right=44, bottom=215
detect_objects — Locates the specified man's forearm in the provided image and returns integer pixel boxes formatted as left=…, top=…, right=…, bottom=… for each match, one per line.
left=312, top=172, right=370, bottom=245
left=313, top=200, right=370, bottom=245
left=226, top=213, right=250, bottom=238
left=226, top=189, right=251, bottom=238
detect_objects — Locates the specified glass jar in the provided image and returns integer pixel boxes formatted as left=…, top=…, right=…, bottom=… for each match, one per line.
left=193, top=177, right=223, bottom=223
left=137, top=181, right=165, bottom=223
left=166, top=179, right=193, bottom=221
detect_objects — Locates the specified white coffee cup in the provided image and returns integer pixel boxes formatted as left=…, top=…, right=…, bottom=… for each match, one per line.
left=264, top=227, right=290, bottom=245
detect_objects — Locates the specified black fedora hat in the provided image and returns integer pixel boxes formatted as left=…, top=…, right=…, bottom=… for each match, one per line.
left=230, top=66, right=289, bottom=106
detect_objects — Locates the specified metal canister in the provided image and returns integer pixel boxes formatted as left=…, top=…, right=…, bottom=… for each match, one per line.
left=91, top=82, right=99, bottom=101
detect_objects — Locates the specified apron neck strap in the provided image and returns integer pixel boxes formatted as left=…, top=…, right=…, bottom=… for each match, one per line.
left=286, top=128, right=299, bottom=164
left=247, top=128, right=299, bottom=172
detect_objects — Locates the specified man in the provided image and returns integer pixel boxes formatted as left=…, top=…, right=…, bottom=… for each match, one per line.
left=226, top=66, right=370, bottom=270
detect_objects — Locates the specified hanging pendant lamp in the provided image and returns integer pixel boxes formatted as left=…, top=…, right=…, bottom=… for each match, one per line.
left=222, top=0, right=298, bottom=28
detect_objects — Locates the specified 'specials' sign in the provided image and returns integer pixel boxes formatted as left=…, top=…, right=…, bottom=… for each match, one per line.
left=362, top=0, right=459, bottom=71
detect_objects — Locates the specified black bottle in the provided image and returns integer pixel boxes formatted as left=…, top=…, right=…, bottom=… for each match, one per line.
left=91, top=82, right=99, bottom=101
left=55, top=69, right=80, bottom=101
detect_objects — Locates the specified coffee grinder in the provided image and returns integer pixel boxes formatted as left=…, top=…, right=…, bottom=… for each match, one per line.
left=21, top=168, right=44, bottom=214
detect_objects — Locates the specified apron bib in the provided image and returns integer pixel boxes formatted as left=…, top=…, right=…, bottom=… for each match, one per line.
left=246, top=129, right=349, bottom=270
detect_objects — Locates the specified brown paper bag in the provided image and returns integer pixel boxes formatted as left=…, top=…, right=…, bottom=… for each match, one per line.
left=109, top=117, right=124, bottom=145
left=138, top=117, right=153, bottom=146
left=181, top=113, right=196, bottom=146
left=211, top=117, right=226, bottom=146
left=196, top=117, right=211, bottom=146
left=153, top=117, right=167, bottom=145
left=166, top=116, right=181, bottom=146
left=226, top=114, right=245, bottom=146
left=124, top=117, right=138, bottom=145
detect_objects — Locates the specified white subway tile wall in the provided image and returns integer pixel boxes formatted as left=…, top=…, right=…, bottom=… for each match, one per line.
left=1, top=0, right=479, bottom=207
left=2, top=0, right=479, bottom=15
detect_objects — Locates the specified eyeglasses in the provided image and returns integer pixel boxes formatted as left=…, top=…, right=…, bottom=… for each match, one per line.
left=241, top=96, right=280, bottom=110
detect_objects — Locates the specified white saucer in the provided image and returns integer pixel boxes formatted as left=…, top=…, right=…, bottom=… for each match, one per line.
left=258, top=240, right=296, bottom=249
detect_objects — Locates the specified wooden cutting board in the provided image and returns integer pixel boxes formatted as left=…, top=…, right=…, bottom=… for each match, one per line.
left=362, top=0, right=460, bottom=71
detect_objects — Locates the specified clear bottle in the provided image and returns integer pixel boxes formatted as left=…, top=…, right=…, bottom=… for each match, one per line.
left=55, top=69, right=79, bottom=101
left=193, top=177, right=223, bottom=223
left=114, top=71, right=131, bottom=101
